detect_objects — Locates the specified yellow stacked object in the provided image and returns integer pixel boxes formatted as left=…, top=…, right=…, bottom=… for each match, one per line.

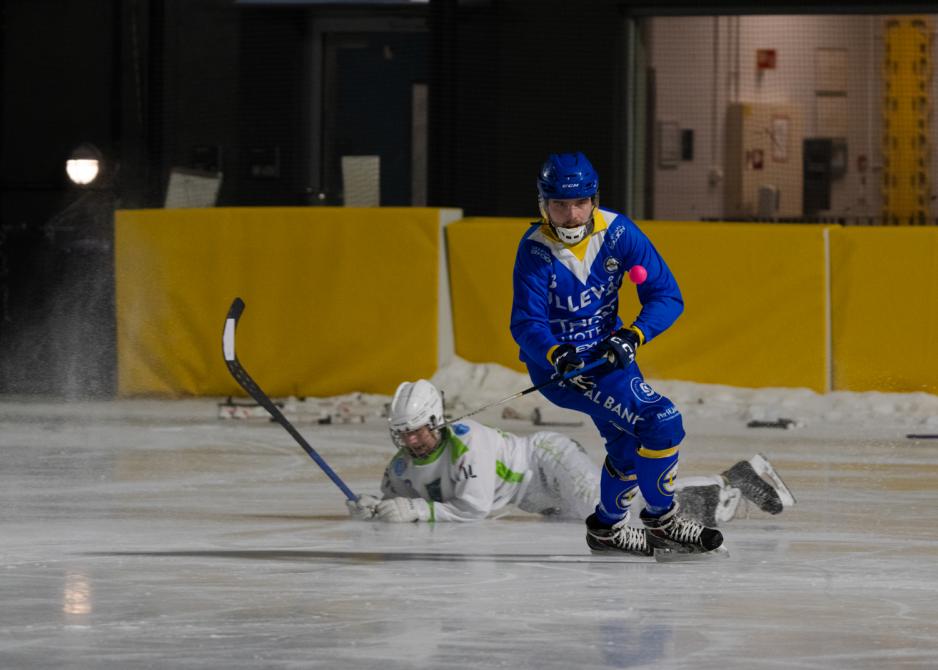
left=883, top=16, right=933, bottom=225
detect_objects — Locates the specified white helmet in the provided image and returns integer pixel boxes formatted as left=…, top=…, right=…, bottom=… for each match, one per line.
left=388, top=380, right=445, bottom=452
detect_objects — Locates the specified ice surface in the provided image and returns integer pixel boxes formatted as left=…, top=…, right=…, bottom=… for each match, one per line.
left=2, top=362, right=938, bottom=669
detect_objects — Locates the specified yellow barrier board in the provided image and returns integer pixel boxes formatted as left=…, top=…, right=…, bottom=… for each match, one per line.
left=446, top=217, right=534, bottom=372
left=447, top=218, right=830, bottom=392
left=626, top=223, right=829, bottom=391
left=115, top=208, right=443, bottom=397
left=117, top=209, right=938, bottom=396
left=830, top=227, right=938, bottom=393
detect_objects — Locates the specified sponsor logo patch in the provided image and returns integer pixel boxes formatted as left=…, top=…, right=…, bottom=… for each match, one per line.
left=606, top=224, right=625, bottom=249
left=630, top=377, right=662, bottom=403
left=393, top=457, right=407, bottom=476
left=604, top=257, right=621, bottom=274
left=530, top=245, right=552, bottom=264
left=453, top=423, right=470, bottom=436
left=656, top=405, right=680, bottom=420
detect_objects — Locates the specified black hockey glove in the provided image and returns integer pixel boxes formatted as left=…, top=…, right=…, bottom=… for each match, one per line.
left=550, top=344, right=595, bottom=392
left=597, top=327, right=641, bottom=371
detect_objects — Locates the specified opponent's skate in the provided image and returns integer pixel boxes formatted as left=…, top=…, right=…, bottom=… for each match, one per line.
left=722, top=454, right=795, bottom=515
left=748, top=453, right=796, bottom=508
left=585, top=513, right=653, bottom=557
left=674, top=483, right=741, bottom=527
left=640, top=503, right=724, bottom=553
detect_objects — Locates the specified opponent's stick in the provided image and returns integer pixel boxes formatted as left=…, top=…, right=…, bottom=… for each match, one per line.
left=446, top=357, right=607, bottom=424
left=222, top=297, right=358, bottom=501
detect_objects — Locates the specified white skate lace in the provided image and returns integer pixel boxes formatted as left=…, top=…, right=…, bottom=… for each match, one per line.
left=667, top=517, right=705, bottom=545
left=613, top=526, right=649, bottom=552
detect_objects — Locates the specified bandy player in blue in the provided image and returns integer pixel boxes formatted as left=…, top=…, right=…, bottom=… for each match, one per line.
left=510, top=151, right=724, bottom=556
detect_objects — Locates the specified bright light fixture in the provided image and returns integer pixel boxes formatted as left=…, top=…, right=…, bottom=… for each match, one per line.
left=66, top=143, right=103, bottom=186
left=66, top=158, right=100, bottom=185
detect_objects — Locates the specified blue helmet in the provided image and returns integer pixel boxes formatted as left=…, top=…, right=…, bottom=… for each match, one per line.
left=537, top=152, right=599, bottom=201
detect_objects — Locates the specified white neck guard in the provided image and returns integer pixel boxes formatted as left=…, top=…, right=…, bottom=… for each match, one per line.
left=554, top=224, right=586, bottom=244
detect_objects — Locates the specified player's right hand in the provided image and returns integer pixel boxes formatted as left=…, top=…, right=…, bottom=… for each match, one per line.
left=346, top=494, right=380, bottom=520
left=550, top=344, right=595, bottom=392
left=597, top=327, right=640, bottom=371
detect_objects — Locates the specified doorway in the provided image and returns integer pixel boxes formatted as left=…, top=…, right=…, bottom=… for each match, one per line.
left=317, top=27, right=428, bottom=206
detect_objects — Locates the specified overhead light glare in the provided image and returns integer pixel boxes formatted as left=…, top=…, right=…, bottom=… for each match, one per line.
left=66, top=143, right=103, bottom=186
left=66, top=158, right=100, bottom=185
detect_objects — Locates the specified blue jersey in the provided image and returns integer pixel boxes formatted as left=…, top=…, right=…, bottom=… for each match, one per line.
left=510, top=208, right=683, bottom=371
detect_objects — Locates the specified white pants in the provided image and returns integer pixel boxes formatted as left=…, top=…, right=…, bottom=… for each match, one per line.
left=516, top=432, right=599, bottom=520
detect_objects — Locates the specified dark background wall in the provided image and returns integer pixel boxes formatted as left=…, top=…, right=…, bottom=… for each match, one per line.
left=0, top=0, right=630, bottom=398
left=434, top=0, right=626, bottom=216
left=1, top=0, right=125, bottom=395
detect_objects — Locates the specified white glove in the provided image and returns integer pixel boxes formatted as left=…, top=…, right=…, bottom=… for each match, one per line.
left=346, top=494, right=380, bottom=520
left=375, top=497, right=431, bottom=523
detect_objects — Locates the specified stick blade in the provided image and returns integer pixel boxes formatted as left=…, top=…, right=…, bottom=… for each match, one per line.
left=223, top=298, right=245, bottom=362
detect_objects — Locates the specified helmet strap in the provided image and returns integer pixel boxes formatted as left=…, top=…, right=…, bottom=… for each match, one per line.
left=548, top=213, right=595, bottom=245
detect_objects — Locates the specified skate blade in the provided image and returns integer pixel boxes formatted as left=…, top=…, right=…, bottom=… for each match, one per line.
left=587, top=548, right=655, bottom=561
left=750, top=453, right=797, bottom=508
left=653, top=545, right=730, bottom=563
left=581, top=554, right=654, bottom=563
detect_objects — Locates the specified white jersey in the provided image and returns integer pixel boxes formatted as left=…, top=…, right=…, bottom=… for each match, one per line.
left=381, top=419, right=531, bottom=521
left=380, top=420, right=599, bottom=522
left=376, top=421, right=747, bottom=525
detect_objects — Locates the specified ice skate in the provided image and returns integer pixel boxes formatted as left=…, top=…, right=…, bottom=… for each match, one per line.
left=640, top=503, right=724, bottom=554
left=722, top=454, right=794, bottom=515
left=585, top=513, right=653, bottom=557
left=673, top=484, right=721, bottom=527
left=748, top=453, right=796, bottom=508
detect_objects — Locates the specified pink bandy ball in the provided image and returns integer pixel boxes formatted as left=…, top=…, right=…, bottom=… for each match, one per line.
left=628, top=265, right=648, bottom=285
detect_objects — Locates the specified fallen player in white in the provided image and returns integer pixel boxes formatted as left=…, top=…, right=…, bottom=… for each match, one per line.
left=348, top=380, right=795, bottom=554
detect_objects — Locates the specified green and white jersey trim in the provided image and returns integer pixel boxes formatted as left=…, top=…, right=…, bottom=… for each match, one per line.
left=380, top=419, right=532, bottom=521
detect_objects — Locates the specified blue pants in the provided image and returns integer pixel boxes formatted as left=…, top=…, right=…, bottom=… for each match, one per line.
left=529, top=362, right=685, bottom=524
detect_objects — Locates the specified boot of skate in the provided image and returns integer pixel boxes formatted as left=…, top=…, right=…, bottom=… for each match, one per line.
left=722, top=455, right=793, bottom=515
left=585, top=513, right=653, bottom=556
left=640, top=503, right=724, bottom=553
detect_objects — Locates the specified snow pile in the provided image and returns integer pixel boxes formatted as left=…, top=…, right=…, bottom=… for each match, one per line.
left=5, top=356, right=931, bottom=437
left=431, top=357, right=938, bottom=435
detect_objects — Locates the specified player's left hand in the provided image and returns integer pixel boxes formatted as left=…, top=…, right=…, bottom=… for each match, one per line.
left=375, top=497, right=431, bottom=522
left=597, top=327, right=641, bottom=370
